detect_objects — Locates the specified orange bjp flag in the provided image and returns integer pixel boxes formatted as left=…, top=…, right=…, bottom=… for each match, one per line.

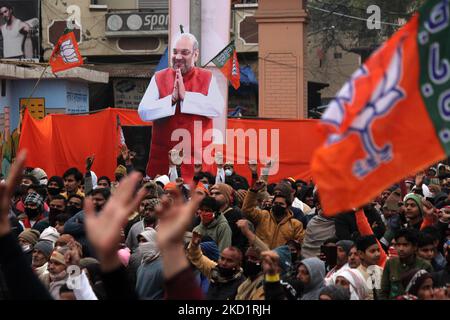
left=311, top=0, right=450, bottom=216
left=49, top=31, right=83, bottom=73
left=211, top=41, right=240, bottom=89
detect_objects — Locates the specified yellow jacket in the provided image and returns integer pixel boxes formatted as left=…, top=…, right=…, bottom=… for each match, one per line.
left=242, top=191, right=305, bottom=249
left=187, top=242, right=217, bottom=280
left=235, top=273, right=265, bottom=300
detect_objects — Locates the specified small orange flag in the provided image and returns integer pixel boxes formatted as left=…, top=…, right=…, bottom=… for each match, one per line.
left=49, top=31, right=83, bottom=73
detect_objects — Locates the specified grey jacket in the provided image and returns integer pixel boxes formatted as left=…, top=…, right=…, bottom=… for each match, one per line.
left=301, top=214, right=336, bottom=259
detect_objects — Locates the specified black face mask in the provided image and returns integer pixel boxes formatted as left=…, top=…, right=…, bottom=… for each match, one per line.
left=47, top=187, right=61, bottom=196
left=243, top=260, right=262, bottom=278
left=25, top=207, right=40, bottom=219
left=217, top=266, right=236, bottom=278
left=49, top=208, right=64, bottom=226
left=95, top=204, right=103, bottom=212
left=291, top=252, right=298, bottom=263
left=19, top=184, right=29, bottom=197
left=66, top=205, right=80, bottom=216
left=272, top=204, right=286, bottom=218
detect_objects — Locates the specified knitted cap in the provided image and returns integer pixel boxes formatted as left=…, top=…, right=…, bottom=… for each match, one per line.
left=49, top=250, right=66, bottom=266
left=24, top=192, right=44, bottom=209
left=210, top=183, right=234, bottom=206
left=404, top=193, right=424, bottom=216
left=34, top=240, right=54, bottom=259
left=336, top=240, right=354, bottom=256
left=18, top=229, right=41, bottom=245
left=32, top=168, right=48, bottom=185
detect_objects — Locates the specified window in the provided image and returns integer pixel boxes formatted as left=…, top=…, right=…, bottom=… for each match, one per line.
left=334, top=52, right=342, bottom=59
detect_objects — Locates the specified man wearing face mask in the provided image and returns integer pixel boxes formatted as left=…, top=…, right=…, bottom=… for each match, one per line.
left=64, top=188, right=111, bottom=257
left=34, top=195, right=67, bottom=233
left=66, top=195, right=84, bottom=217
left=209, top=183, right=248, bottom=252
left=193, top=196, right=232, bottom=252
left=39, top=247, right=69, bottom=299
left=46, top=176, right=64, bottom=202
left=242, top=180, right=305, bottom=249
left=13, top=175, right=39, bottom=215
left=18, top=229, right=40, bottom=265
left=31, top=168, right=48, bottom=186
left=220, top=163, right=249, bottom=191
left=187, top=232, right=245, bottom=300
left=21, top=192, right=46, bottom=230
left=235, top=247, right=265, bottom=300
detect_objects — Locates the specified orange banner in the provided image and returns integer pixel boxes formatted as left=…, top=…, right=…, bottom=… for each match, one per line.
left=19, top=108, right=324, bottom=182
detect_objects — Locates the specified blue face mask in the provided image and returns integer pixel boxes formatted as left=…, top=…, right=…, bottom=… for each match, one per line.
left=225, top=169, right=233, bottom=177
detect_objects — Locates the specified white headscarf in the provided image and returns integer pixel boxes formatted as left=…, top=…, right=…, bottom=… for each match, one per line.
left=334, top=268, right=368, bottom=300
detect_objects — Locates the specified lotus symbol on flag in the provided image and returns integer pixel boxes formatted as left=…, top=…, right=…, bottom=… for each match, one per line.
left=232, top=58, right=238, bottom=76
left=60, top=39, right=80, bottom=63
left=322, top=41, right=406, bottom=179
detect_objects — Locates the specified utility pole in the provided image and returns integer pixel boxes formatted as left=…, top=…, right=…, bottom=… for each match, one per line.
left=190, top=0, right=201, bottom=64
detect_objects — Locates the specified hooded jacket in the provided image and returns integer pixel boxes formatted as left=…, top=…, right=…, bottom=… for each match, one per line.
left=135, top=232, right=164, bottom=300
left=300, top=257, right=326, bottom=300
left=242, top=191, right=304, bottom=249
left=193, top=213, right=232, bottom=253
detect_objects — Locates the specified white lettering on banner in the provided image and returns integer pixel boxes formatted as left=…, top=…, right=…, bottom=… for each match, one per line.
left=429, top=42, right=450, bottom=84
left=438, top=89, right=450, bottom=121
left=425, top=0, right=450, bottom=34
left=171, top=121, right=280, bottom=175
left=215, top=46, right=234, bottom=66
left=421, top=0, right=450, bottom=140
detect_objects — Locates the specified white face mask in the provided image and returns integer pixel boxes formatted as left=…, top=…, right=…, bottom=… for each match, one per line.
left=21, top=244, right=32, bottom=252
left=225, top=169, right=233, bottom=177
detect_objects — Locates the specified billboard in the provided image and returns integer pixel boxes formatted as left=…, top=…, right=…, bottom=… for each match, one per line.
left=0, top=0, right=40, bottom=61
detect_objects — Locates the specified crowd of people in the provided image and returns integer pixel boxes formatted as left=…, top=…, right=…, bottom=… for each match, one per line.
left=0, top=148, right=449, bottom=301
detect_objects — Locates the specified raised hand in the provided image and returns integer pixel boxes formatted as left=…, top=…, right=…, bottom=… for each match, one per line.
left=236, top=219, right=255, bottom=242
left=156, top=196, right=201, bottom=250
left=84, top=172, right=147, bottom=270
left=422, top=199, right=437, bottom=222
left=64, top=240, right=82, bottom=266
left=261, top=251, right=281, bottom=276
left=191, top=231, right=202, bottom=247
left=0, top=150, right=26, bottom=237
left=248, top=160, right=257, bottom=174
left=85, top=155, right=95, bottom=172
left=415, top=171, right=425, bottom=187
left=251, top=180, right=267, bottom=193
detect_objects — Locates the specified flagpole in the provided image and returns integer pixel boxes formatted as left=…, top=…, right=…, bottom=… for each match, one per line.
left=23, top=64, right=49, bottom=109
left=19, top=64, right=49, bottom=134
